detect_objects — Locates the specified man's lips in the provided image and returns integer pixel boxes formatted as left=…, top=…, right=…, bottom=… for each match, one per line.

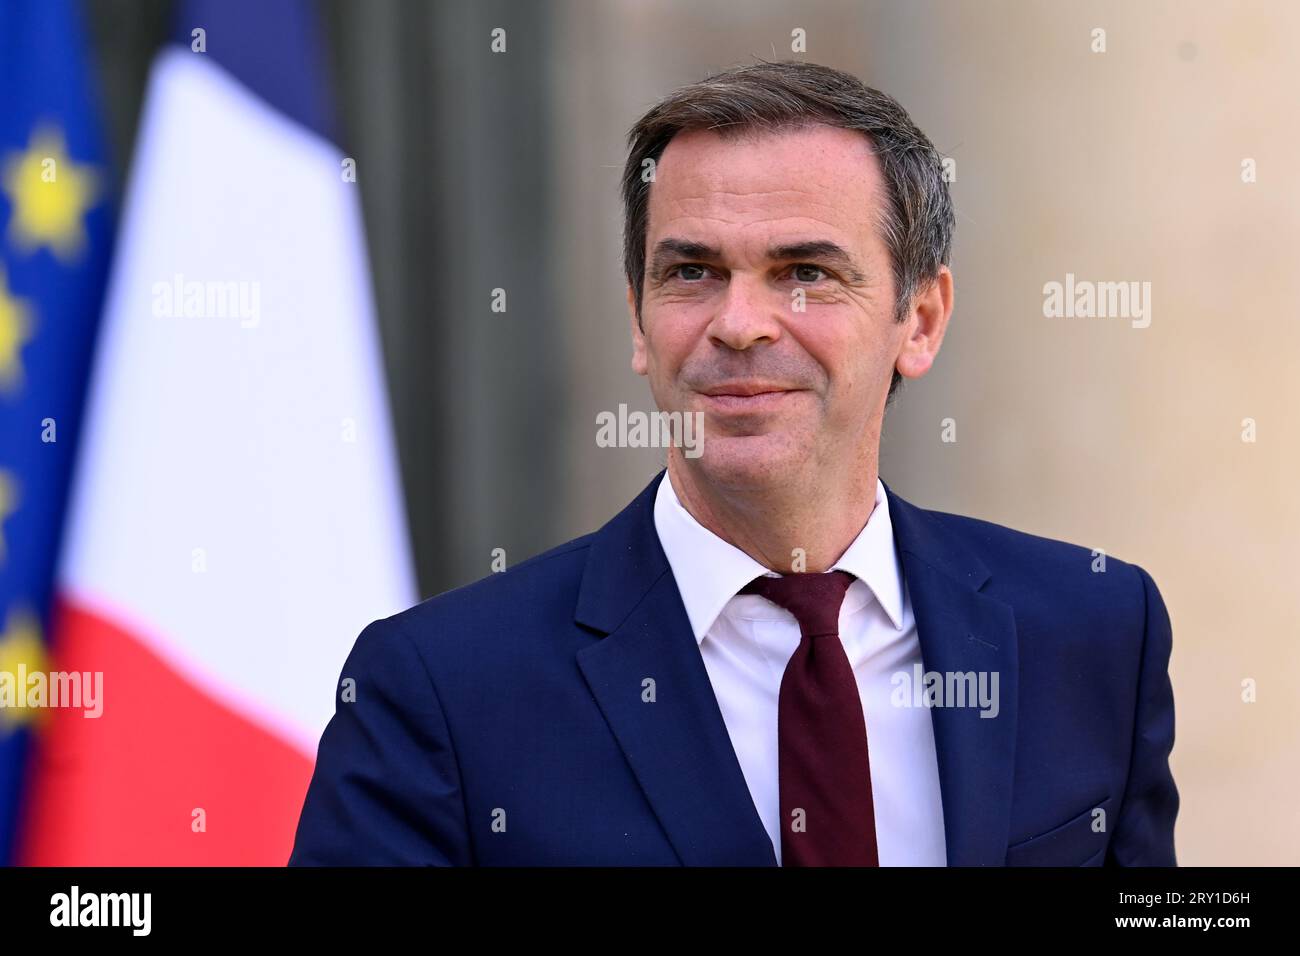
left=698, top=382, right=797, bottom=397
left=696, top=384, right=804, bottom=413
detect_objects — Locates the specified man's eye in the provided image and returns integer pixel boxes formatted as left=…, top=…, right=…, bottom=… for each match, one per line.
left=790, top=264, right=828, bottom=283
left=669, top=264, right=709, bottom=281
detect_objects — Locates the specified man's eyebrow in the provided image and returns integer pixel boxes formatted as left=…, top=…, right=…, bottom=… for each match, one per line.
left=649, top=238, right=724, bottom=278
left=767, top=241, right=867, bottom=282
left=648, top=237, right=866, bottom=282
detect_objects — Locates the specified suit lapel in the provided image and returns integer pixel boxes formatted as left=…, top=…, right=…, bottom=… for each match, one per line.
left=574, top=470, right=777, bottom=866
left=884, top=480, right=1020, bottom=866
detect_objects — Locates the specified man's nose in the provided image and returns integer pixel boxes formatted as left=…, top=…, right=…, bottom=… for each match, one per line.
left=706, top=274, right=784, bottom=350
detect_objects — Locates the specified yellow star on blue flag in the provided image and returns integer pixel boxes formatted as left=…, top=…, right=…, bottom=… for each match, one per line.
left=2, top=124, right=101, bottom=263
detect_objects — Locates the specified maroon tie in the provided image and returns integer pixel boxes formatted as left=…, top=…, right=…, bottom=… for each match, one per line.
left=740, top=570, right=879, bottom=866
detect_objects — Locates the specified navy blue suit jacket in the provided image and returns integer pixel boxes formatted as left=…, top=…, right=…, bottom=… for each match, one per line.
left=289, top=470, right=1178, bottom=866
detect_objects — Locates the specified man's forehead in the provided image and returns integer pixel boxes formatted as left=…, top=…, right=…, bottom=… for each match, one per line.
left=649, top=124, right=883, bottom=238
left=656, top=124, right=878, bottom=189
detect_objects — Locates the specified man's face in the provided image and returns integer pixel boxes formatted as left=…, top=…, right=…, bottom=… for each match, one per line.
left=630, top=123, right=930, bottom=492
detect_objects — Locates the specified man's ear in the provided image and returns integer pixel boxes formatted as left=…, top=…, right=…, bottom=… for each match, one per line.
left=896, top=265, right=954, bottom=381
left=628, top=284, right=648, bottom=376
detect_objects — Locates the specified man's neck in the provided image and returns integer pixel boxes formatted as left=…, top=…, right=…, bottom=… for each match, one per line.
left=664, top=452, right=878, bottom=574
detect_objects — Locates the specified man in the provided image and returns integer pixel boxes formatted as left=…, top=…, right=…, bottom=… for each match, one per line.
left=289, top=60, right=1178, bottom=866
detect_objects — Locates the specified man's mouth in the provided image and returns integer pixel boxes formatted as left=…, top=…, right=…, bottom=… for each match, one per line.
left=697, top=383, right=803, bottom=414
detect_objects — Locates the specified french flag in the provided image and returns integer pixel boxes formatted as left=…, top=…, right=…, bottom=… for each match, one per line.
left=20, top=0, right=415, bottom=864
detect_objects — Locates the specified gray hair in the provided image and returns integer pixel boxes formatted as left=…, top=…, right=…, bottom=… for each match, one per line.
left=621, top=60, right=955, bottom=403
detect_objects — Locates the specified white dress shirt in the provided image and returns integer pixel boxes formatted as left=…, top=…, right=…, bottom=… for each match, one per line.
left=653, top=470, right=947, bottom=865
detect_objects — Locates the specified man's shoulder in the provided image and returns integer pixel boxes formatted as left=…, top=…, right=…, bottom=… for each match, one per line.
left=360, top=530, right=598, bottom=657
left=919, top=504, right=1108, bottom=566
left=909, top=502, right=1155, bottom=619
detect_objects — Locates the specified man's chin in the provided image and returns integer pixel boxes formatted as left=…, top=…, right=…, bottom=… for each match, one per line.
left=680, top=432, right=806, bottom=492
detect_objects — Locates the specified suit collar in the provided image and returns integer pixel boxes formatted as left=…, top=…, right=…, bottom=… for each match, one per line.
left=879, top=476, right=991, bottom=592
left=573, top=470, right=672, bottom=636
left=575, top=469, right=1019, bottom=867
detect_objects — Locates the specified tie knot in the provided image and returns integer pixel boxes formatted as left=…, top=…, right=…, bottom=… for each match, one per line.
left=739, top=569, right=856, bottom=637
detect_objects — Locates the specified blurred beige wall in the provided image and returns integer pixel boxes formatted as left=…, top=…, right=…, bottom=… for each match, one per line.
left=548, top=0, right=1299, bottom=865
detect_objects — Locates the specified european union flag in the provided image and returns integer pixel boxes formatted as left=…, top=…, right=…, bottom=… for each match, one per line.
left=0, top=0, right=114, bottom=864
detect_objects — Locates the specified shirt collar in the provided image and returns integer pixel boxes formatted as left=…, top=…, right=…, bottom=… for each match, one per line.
left=653, top=470, right=906, bottom=643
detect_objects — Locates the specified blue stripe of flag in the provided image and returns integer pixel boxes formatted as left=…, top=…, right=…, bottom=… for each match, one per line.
left=0, top=0, right=115, bottom=865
